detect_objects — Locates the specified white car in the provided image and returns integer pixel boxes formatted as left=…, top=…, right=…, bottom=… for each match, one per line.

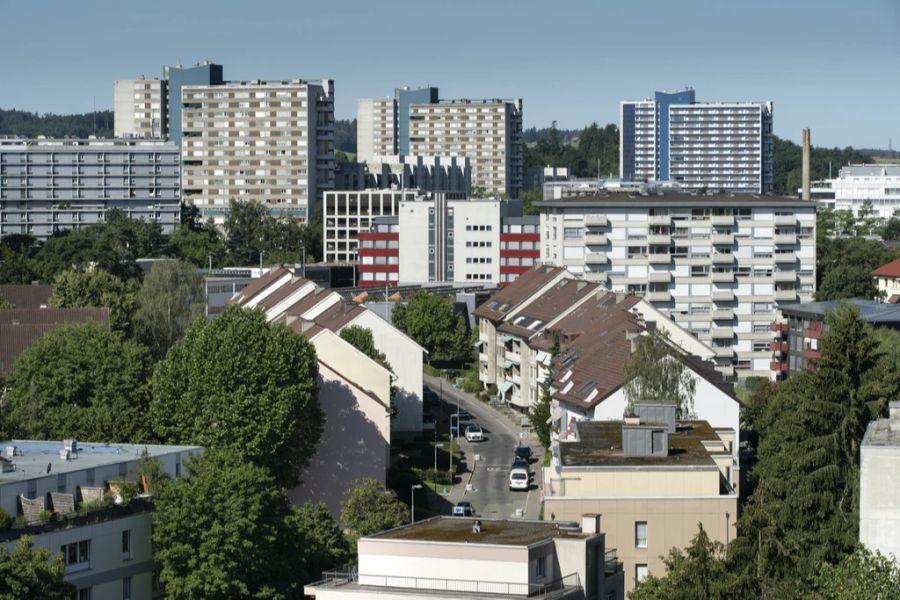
left=509, top=466, right=529, bottom=491
left=465, top=424, right=484, bottom=442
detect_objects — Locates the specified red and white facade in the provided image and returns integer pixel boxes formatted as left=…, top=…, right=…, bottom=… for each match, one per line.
left=357, top=220, right=400, bottom=286
left=499, top=218, right=540, bottom=284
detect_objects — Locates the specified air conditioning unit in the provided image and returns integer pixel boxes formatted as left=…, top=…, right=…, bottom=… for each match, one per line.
left=63, top=438, right=78, bottom=453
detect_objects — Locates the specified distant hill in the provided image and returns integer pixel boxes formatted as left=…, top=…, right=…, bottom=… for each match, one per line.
left=0, top=108, right=115, bottom=139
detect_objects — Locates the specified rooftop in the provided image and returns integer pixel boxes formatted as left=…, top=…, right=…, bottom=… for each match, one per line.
left=0, top=284, right=53, bottom=309
left=780, top=299, right=900, bottom=323
left=871, top=258, right=900, bottom=278
left=559, top=420, right=721, bottom=468
left=473, top=265, right=566, bottom=322
left=535, top=193, right=814, bottom=208
left=0, top=440, right=200, bottom=484
left=371, top=517, right=588, bottom=546
left=862, top=403, right=900, bottom=448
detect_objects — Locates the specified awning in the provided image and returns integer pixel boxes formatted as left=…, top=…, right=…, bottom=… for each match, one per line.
left=473, top=339, right=485, bottom=349
left=503, top=359, right=515, bottom=369
left=499, top=381, right=514, bottom=395
left=889, top=294, right=900, bottom=304
left=501, top=334, right=515, bottom=342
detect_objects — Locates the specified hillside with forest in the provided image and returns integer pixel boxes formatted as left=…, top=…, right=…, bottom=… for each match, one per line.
left=0, top=108, right=115, bottom=138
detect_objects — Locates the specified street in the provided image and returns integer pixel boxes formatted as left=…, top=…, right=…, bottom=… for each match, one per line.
left=425, top=374, right=543, bottom=521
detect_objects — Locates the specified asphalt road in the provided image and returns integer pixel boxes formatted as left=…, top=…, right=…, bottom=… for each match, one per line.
left=425, top=374, right=542, bottom=520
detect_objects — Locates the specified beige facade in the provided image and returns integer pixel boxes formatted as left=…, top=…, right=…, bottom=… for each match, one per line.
left=180, top=79, right=334, bottom=223
left=408, top=99, right=523, bottom=198
left=114, top=78, right=166, bottom=138
left=356, top=97, right=397, bottom=162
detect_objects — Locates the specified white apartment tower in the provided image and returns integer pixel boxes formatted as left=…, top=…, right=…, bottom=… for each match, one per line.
left=537, top=192, right=817, bottom=379
left=180, top=79, right=334, bottom=223
left=356, top=98, right=397, bottom=161
left=114, top=78, right=166, bottom=138
left=621, top=90, right=773, bottom=194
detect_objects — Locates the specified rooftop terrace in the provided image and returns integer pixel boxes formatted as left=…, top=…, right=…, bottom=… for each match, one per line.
left=371, top=517, right=588, bottom=546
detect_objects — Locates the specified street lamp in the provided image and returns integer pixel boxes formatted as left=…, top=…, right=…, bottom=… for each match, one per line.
left=411, top=484, right=423, bottom=523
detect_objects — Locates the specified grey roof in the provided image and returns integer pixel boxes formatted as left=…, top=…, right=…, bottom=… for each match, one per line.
left=861, top=403, right=900, bottom=448
left=535, top=193, right=815, bottom=209
left=0, top=440, right=201, bottom=485
left=837, top=164, right=900, bottom=177
left=779, top=299, right=900, bottom=323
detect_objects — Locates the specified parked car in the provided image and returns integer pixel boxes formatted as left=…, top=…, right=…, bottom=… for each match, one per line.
left=514, top=445, right=533, bottom=462
left=509, top=466, right=529, bottom=491
left=452, top=501, right=475, bottom=516
left=455, top=410, right=473, bottom=423
left=465, top=424, right=484, bottom=442
left=512, top=457, right=529, bottom=472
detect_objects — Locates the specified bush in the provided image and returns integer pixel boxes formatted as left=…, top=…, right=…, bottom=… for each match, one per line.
left=0, top=507, right=11, bottom=530
left=422, top=468, right=453, bottom=485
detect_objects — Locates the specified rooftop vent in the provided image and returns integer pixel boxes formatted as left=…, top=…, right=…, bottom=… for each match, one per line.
left=63, top=439, right=78, bottom=453
left=4, top=445, right=16, bottom=459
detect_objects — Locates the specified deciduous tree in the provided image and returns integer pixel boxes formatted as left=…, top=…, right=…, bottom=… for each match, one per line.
left=340, top=478, right=408, bottom=548
left=392, top=291, right=470, bottom=363
left=49, top=268, right=138, bottom=332
left=287, top=502, right=351, bottom=579
left=813, top=547, right=900, bottom=600
left=621, top=330, right=696, bottom=417
left=133, top=259, right=205, bottom=359
left=0, top=537, right=74, bottom=600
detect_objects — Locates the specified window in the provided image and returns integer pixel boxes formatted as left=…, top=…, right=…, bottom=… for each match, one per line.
left=76, top=588, right=92, bottom=600
left=535, top=556, right=546, bottom=578
left=122, top=530, right=132, bottom=559
left=62, top=540, right=90, bottom=572
left=123, top=576, right=132, bottom=600
left=635, top=564, right=649, bottom=584
left=635, top=522, right=648, bottom=548
left=563, top=227, right=584, bottom=240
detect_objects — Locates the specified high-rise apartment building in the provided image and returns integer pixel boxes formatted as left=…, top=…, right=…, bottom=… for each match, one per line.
left=0, top=138, right=181, bottom=240
left=357, top=87, right=523, bottom=198
left=536, top=192, right=817, bottom=378
left=113, top=78, right=167, bottom=138
left=620, top=90, right=773, bottom=193
left=180, top=79, right=334, bottom=223
left=163, top=61, right=224, bottom=144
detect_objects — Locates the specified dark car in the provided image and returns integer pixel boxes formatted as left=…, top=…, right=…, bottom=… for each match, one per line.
left=452, top=501, right=475, bottom=517
left=514, top=445, right=533, bottom=461
left=512, top=457, right=529, bottom=471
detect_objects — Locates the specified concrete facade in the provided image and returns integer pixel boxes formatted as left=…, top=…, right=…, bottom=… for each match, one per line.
left=536, top=193, right=817, bottom=378
left=114, top=78, right=166, bottom=138
left=0, top=138, right=181, bottom=240
left=813, top=164, right=900, bottom=219
left=859, top=401, right=900, bottom=562
left=180, top=79, right=334, bottom=223
left=356, top=98, right=397, bottom=161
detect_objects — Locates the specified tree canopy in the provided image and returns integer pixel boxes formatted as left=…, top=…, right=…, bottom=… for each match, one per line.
left=621, top=330, right=696, bottom=418
left=287, top=501, right=352, bottom=580
left=340, top=478, right=408, bottom=549
left=49, top=268, right=138, bottom=332
left=340, top=325, right=389, bottom=368
left=150, top=306, right=321, bottom=487
left=391, top=291, right=469, bottom=363
left=813, top=547, right=900, bottom=600
left=133, top=259, right=206, bottom=359
left=1, top=324, right=153, bottom=442
left=0, top=537, right=74, bottom=600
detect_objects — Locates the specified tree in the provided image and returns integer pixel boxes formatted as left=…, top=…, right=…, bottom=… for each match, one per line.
left=530, top=382, right=553, bottom=448
left=521, top=188, right=542, bottom=216
left=133, top=260, right=205, bottom=359
left=340, top=478, right=408, bottom=548
left=224, top=200, right=268, bottom=266
left=0, top=294, right=13, bottom=309
left=0, top=537, right=74, bottom=600
left=391, top=291, right=470, bottom=363
left=621, top=330, right=696, bottom=417
left=287, top=502, right=352, bottom=579
left=628, top=524, right=734, bottom=600
left=150, top=306, right=321, bottom=487
left=1, top=324, right=153, bottom=442
left=340, top=325, right=388, bottom=366
left=812, top=547, right=900, bottom=600
left=168, top=222, right=227, bottom=269
left=152, top=451, right=309, bottom=600
left=49, top=268, right=138, bottom=332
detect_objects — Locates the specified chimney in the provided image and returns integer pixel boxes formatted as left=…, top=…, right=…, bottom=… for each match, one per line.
left=890, top=401, right=900, bottom=432
left=802, top=128, right=811, bottom=201
left=581, top=514, right=601, bottom=535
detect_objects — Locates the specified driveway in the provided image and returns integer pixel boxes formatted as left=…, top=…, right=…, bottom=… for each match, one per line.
left=425, top=374, right=543, bottom=521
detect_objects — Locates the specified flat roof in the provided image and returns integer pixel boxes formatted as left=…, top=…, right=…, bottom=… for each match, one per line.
left=780, top=299, right=900, bottom=323
left=559, top=420, right=719, bottom=468
left=371, top=517, right=587, bottom=546
left=536, top=193, right=814, bottom=208
left=862, top=405, right=900, bottom=448
left=0, top=440, right=201, bottom=484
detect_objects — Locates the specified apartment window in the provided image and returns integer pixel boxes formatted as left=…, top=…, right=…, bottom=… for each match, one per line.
left=635, top=522, right=648, bottom=548
left=62, top=540, right=90, bottom=573
left=122, top=575, right=132, bottom=600
left=535, top=556, right=546, bottom=578
left=635, top=564, right=649, bottom=584
left=76, top=588, right=92, bottom=600
left=122, top=530, right=132, bottom=559
left=563, top=227, right=584, bottom=240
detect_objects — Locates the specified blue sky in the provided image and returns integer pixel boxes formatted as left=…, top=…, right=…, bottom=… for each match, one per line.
left=1, top=0, right=897, bottom=148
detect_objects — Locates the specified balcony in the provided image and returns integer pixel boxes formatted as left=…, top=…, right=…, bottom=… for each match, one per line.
left=711, top=214, right=735, bottom=226
left=775, top=289, right=798, bottom=302
left=585, top=252, right=608, bottom=264
left=774, top=252, right=797, bottom=264
left=712, top=308, right=735, bottom=320
left=803, top=324, right=824, bottom=338
left=711, top=327, right=734, bottom=339
left=647, top=253, right=672, bottom=264
left=711, top=233, right=734, bottom=245
left=646, top=290, right=673, bottom=302
left=478, top=352, right=488, bottom=364
left=803, top=348, right=822, bottom=360
left=774, top=233, right=797, bottom=245
left=771, top=322, right=788, bottom=333
left=648, top=271, right=673, bottom=283
left=770, top=360, right=788, bottom=372
left=711, top=271, right=734, bottom=283
left=769, top=341, right=788, bottom=352
left=647, top=234, right=671, bottom=245
left=774, top=214, right=797, bottom=226
left=584, top=232, right=608, bottom=245
left=504, top=350, right=521, bottom=363
left=774, top=270, right=797, bottom=283
left=712, top=289, right=735, bottom=302
left=714, top=346, right=734, bottom=358
left=648, top=214, right=671, bottom=225
left=712, top=253, right=735, bottom=265
left=584, top=214, right=608, bottom=227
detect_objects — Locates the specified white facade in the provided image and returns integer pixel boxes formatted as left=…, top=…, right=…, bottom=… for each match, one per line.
left=860, top=402, right=900, bottom=563
left=357, top=98, right=397, bottom=162
left=180, top=79, right=334, bottom=223
left=538, top=195, right=818, bottom=378
left=114, top=78, right=166, bottom=138
left=818, top=164, right=900, bottom=220
left=324, top=189, right=417, bottom=263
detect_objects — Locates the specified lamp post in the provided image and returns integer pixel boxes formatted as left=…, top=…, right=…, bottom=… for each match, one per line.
left=411, top=484, right=423, bottom=523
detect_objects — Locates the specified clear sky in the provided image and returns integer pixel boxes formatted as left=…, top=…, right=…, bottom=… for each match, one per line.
left=1, top=0, right=897, bottom=148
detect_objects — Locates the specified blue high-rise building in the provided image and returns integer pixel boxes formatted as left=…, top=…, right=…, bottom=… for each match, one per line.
left=620, top=89, right=773, bottom=194
left=163, top=61, right=224, bottom=144
left=395, top=86, right=439, bottom=155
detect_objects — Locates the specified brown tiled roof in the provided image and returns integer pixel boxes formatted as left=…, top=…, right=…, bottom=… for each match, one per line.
left=0, top=284, right=53, bottom=309
left=546, top=293, right=643, bottom=409
left=284, top=287, right=335, bottom=317
left=497, top=279, right=601, bottom=338
left=473, top=265, right=566, bottom=321
left=872, top=257, right=900, bottom=278
left=313, top=301, right=366, bottom=332
left=227, top=267, right=291, bottom=305
left=254, top=277, right=311, bottom=311
left=0, top=308, right=110, bottom=377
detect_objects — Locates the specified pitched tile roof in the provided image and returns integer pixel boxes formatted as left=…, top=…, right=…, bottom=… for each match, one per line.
left=473, top=265, right=566, bottom=321
left=497, top=279, right=601, bottom=338
left=226, top=267, right=291, bottom=305
left=871, top=257, right=900, bottom=278
left=0, top=284, right=53, bottom=309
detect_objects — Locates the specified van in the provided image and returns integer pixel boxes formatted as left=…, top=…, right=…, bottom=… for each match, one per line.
left=509, top=466, right=529, bottom=491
